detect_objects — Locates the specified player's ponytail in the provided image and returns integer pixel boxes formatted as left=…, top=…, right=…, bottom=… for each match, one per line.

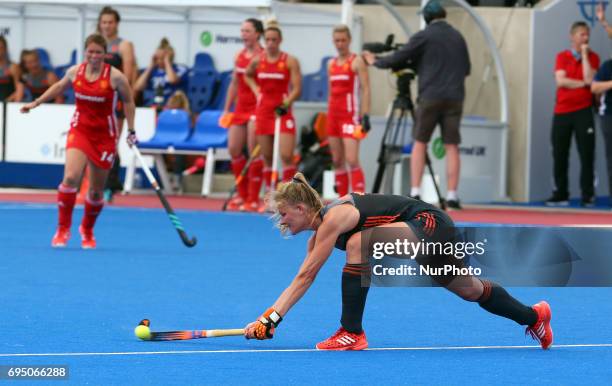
left=271, top=172, right=324, bottom=234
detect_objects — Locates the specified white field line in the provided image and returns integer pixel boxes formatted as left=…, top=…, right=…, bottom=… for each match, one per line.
left=1, top=343, right=611, bottom=357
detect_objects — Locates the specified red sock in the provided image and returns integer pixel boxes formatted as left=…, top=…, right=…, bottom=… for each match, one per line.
left=231, top=155, right=248, bottom=201
left=248, top=157, right=264, bottom=203
left=263, top=167, right=273, bottom=192
left=335, top=169, right=349, bottom=196
left=282, top=165, right=297, bottom=182
left=57, top=183, right=77, bottom=229
left=81, top=196, right=104, bottom=231
left=350, top=167, right=365, bottom=193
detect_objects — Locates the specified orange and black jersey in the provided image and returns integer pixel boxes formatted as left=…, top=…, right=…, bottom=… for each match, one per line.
left=320, top=193, right=450, bottom=250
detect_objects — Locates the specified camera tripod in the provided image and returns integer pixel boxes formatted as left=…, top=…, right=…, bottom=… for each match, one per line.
left=371, top=71, right=446, bottom=210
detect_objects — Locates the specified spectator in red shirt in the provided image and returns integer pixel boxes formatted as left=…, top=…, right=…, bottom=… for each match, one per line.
left=547, top=21, right=599, bottom=206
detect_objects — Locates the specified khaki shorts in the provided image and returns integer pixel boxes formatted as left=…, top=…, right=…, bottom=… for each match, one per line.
left=413, top=99, right=463, bottom=144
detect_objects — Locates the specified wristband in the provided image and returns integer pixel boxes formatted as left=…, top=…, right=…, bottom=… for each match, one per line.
left=260, top=308, right=283, bottom=327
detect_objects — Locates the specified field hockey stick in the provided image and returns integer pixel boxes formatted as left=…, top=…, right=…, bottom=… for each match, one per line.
left=132, top=146, right=197, bottom=247
left=136, top=319, right=244, bottom=341
left=270, top=115, right=281, bottom=191
left=222, top=144, right=261, bottom=211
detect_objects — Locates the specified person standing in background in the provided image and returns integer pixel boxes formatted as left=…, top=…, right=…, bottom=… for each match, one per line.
left=245, top=23, right=302, bottom=212
left=363, top=1, right=470, bottom=209
left=546, top=21, right=599, bottom=206
left=221, top=18, right=264, bottom=211
left=97, top=6, right=137, bottom=202
left=327, top=25, right=371, bottom=196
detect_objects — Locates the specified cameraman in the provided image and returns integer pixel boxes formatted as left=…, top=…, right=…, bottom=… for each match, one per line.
left=363, top=1, right=470, bottom=209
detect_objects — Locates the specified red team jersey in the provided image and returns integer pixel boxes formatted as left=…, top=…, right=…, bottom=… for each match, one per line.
left=255, top=52, right=295, bottom=135
left=67, top=63, right=118, bottom=169
left=327, top=54, right=360, bottom=138
left=231, top=47, right=260, bottom=126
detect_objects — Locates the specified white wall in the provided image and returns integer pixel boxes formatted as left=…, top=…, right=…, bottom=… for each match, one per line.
left=0, top=3, right=361, bottom=75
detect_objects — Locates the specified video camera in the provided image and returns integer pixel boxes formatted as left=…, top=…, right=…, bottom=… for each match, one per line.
left=362, top=34, right=401, bottom=54
left=363, top=34, right=414, bottom=97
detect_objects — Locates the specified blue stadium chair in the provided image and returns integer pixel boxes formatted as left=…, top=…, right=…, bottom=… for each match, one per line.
left=193, top=52, right=215, bottom=71
left=124, top=109, right=193, bottom=195
left=174, top=110, right=228, bottom=196
left=305, top=72, right=328, bottom=102
left=300, top=74, right=313, bottom=101
left=34, top=48, right=52, bottom=71
left=138, top=109, right=192, bottom=150
left=54, top=50, right=78, bottom=103
left=54, top=65, right=69, bottom=79
left=319, top=56, right=332, bottom=73
left=187, top=69, right=218, bottom=113
left=209, top=70, right=232, bottom=110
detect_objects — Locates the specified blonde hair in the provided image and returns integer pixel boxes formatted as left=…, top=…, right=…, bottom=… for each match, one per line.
left=264, top=18, right=282, bottom=39
left=165, top=90, right=191, bottom=114
left=158, top=37, right=175, bottom=62
left=271, top=172, right=324, bottom=235
left=332, top=24, right=351, bottom=39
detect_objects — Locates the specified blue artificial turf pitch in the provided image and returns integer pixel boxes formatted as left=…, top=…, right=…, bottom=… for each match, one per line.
left=1, top=202, right=611, bottom=385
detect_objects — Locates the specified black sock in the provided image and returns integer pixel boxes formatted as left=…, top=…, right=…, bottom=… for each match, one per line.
left=478, top=280, right=538, bottom=326
left=340, top=263, right=370, bottom=334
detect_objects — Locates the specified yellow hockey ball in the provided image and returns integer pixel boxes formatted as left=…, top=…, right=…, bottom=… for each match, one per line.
left=134, top=325, right=151, bottom=340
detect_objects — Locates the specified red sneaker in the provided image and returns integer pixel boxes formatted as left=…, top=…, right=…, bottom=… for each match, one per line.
left=526, top=301, right=553, bottom=349
left=315, top=327, right=368, bottom=351
left=51, top=227, right=70, bottom=248
left=79, top=225, right=96, bottom=249
left=226, top=196, right=244, bottom=211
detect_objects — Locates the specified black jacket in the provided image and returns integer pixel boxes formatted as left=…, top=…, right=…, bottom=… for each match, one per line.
left=374, top=20, right=471, bottom=102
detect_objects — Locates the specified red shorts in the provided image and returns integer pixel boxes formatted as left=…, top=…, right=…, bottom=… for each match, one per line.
left=255, top=113, right=296, bottom=136
left=327, top=113, right=359, bottom=138
left=66, top=129, right=116, bottom=170
left=230, top=111, right=255, bottom=126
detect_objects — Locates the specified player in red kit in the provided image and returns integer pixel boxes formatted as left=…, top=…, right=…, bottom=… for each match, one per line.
left=21, top=34, right=136, bottom=249
left=245, top=23, right=302, bottom=212
left=328, top=25, right=370, bottom=196
left=222, top=18, right=264, bottom=211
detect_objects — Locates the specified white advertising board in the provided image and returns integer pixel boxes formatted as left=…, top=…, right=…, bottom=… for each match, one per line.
left=5, top=103, right=155, bottom=166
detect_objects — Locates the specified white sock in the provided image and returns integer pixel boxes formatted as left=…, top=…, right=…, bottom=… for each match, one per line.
left=410, top=187, right=420, bottom=197
left=447, top=190, right=458, bottom=200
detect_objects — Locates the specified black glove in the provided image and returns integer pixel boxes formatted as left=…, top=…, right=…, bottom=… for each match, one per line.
left=361, top=114, right=371, bottom=133
left=126, top=129, right=138, bottom=147
left=275, top=103, right=289, bottom=117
